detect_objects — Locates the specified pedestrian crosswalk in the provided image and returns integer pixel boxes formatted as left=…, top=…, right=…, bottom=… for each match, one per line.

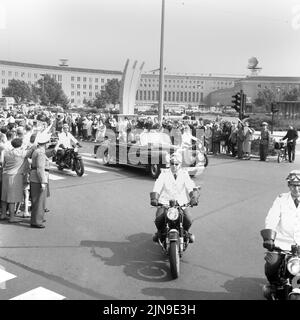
left=48, top=153, right=108, bottom=181
left=0, top=267, right=66, bottom=300
left=10, top=287, right=65, bottom=300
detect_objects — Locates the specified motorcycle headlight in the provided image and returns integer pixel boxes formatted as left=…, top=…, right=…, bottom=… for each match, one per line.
left=166, top=208, right=179, bottom=221
left=287, top=257, right=300, bottom=275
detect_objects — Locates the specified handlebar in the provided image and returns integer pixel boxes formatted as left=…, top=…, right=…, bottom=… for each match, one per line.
left=156, top=203, right=192, bottom=209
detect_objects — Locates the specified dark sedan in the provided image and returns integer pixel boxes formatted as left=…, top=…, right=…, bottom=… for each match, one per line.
left=96, top=131, right=206, bottom=179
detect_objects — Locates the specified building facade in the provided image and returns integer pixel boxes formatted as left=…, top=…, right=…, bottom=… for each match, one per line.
left=207, top=76, right=300, bottom=108
left=136, top=72, right=240, bottom=109
left=0, top=60, right=122, bottom=106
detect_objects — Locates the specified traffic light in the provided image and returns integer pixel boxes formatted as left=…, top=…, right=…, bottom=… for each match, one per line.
left=271, top=102, right=279, bottom=113
left=231, top=92, right=241, bottom=113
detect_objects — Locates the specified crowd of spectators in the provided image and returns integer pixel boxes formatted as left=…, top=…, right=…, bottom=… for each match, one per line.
left=0, top=109, right=258, bottom=160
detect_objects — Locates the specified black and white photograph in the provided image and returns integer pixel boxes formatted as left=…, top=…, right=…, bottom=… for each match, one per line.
left=0, top=0, right=300, bottom=307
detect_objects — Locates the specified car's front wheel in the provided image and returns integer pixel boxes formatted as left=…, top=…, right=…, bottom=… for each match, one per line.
left=149, top=164, right=161, bottom=179
left=102, top=149, right=110, bottom=165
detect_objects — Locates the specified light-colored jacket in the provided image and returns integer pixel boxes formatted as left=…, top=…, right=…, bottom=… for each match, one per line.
left=265, top=192, right=300, bottom=250
left=30, top=147, right=50, bottom=184
left=152, top=168, right=196, bottom=205
left=57, top=131, right=78, bottom=149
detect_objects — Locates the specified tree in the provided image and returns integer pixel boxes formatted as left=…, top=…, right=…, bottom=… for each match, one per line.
left=105, top=79, right=120, bottom=107
left=282, top=88, right=300, bottom=101
left=2, top=79, right=32, bottom=104
left=254, top=88, right=276, bottom=112
left=33, top=74, right=69, bottom=107
left=93, top=91, right=110, bottom=109
left=93, top=79, right=121, bottom=109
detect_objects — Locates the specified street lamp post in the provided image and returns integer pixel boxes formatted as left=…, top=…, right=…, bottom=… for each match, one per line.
left=158, top=0, right=165, bottom=125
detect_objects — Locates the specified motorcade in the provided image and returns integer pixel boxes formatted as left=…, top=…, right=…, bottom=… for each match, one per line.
left=96, top=130, right=207, bottom=179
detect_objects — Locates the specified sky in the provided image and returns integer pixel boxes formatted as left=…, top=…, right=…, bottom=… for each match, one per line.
left=0, top=0, right=299, bottom=77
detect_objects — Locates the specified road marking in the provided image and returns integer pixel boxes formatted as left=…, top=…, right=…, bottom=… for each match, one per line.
left=83, top=166, right=107, bottom=174
left=10, top=287, right=66, bottom=300
left=82, top=155, right=103, bottom=163
left=0, top=268, right=16, bottom=288
left=81, top=152, right=93, bottom=156
left=49, top=173, right=65, bottom=181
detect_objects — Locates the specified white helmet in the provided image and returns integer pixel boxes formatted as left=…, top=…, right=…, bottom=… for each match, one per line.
left=286, top=170, right=300, bottom=185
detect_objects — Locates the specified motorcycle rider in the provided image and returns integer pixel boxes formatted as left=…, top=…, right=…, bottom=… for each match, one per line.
left=55, top=123, right=81, bottom=166
left=261, top=170, right=300, bottom=291
left=150, top=152, right=201, bottom=243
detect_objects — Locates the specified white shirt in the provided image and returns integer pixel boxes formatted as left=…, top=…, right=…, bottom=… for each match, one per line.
left=57, top=131, right=78, bottom=149
left=152, top=168, right=196, bottom=206
left=265, top=192, right=300, bottom=250
left=181, top=131, right=197, bottom=149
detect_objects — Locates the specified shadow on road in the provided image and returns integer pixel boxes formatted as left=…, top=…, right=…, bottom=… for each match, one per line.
left=80, top=233, right=174, bottom=282
left=142, top=276, right=266, bottom=300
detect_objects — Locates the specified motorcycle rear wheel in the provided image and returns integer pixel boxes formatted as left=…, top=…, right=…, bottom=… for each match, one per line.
left=74, top=159, right=84, bottom=176
left=169, top=241, right=180, bottom=279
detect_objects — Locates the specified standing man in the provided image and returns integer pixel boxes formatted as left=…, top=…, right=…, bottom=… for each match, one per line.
left=29, top=132, right=53, bottom=228
left=242, top=121, right=254, bottom=160
left=236, top=122, right=245, bottom=159
left=259, top=122, right=271, bottom=161
left=281, top=124, right=298, bottom=163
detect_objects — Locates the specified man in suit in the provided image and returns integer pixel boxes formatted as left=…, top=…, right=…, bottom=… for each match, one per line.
left=259, top=122, right=271, bottom=161
left=281, top=124, right=298, bottom=162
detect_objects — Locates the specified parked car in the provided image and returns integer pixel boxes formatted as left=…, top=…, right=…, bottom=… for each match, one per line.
left=96, top=131, right=206, bottom=179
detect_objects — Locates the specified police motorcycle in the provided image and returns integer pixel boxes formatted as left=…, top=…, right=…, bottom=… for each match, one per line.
left=150, top=187, right=200, bottom=279
left=48, top=137, right=84, bottom=176
left=261, top=229, right=300, bottom=300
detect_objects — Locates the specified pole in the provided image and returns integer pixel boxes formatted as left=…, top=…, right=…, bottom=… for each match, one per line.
left=239, top=89, right=243, bottom=120
left=271, top=110, right=274, bottom=134
left=158, top=0, right=165, bottom=125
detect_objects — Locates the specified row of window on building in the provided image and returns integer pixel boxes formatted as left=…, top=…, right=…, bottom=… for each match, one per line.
left=70, top=84, right=105, bottom=90
left=141, top=78, right=233, bottom=86
left=0, top=70, right=116, bottom=84
left=1, top=70, right=63, bottom=81
left=70, top=76, right=113, bottom=83
left=140, top=83, right=204, bottom=90
left=71, top=91, right=95, bottom=97
left=136, top=90, right=204, bottom=103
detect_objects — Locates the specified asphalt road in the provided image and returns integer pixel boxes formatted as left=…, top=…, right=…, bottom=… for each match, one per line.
left=0, top=141, right=299, bottom=300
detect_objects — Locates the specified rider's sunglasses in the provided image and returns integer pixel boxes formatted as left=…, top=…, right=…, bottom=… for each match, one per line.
left=170, top=162, right=179, bottom=166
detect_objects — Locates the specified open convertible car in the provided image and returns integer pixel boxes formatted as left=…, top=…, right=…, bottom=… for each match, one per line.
left=96, top=131, right=207, bottom=179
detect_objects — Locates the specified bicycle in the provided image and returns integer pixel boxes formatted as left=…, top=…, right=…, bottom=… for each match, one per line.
left=275, top=141, right=288, bottom=163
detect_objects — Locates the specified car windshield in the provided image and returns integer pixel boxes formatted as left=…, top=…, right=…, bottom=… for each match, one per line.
left=140, top=132, right=171, bottom=146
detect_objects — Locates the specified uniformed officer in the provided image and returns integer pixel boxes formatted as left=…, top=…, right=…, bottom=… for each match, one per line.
left=29, top=132, right=53, bottom=228
left=261, top=170, right=300, bottom=287
left=150, top=152, right=204, bottom=243
left=259, top=122, right=270, bottom=161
